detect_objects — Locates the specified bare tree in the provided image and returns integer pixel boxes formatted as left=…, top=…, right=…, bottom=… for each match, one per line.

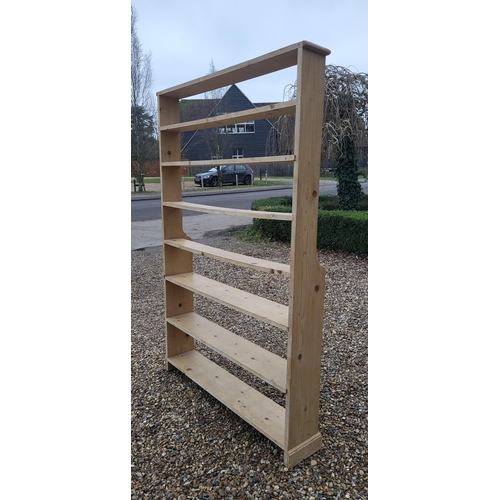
left=271, top=65, right=368, bottom=209
left=204, top=59, right=228, bottom=102
left=202, top=61, right=232, bottom=186
left=131, top=5, right=157, bottom=191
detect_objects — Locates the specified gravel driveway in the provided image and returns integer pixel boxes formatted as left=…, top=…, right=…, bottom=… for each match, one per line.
left=131, top=231, right=368, bottom=499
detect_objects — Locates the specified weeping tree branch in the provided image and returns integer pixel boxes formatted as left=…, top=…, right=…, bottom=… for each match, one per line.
left=270, top=65, right=368, bottom=209
left=322, top=65, right=367, bottom=165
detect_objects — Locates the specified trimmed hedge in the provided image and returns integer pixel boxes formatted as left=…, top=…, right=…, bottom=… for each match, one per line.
left=251, top=196, right=368, bottom=255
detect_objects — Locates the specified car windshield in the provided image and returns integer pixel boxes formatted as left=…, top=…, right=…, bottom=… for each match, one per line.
left=208, top=167, right=218, bottom=172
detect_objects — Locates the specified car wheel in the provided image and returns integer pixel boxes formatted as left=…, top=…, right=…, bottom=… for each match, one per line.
left=211, top=177, right=218, bottom=187
left=243, top=175, right=251, bottom=185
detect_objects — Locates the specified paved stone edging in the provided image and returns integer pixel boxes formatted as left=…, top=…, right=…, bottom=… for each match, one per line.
left=131, top=183, right=297, bottom=201
left=131, top=214, right=253, bottom=251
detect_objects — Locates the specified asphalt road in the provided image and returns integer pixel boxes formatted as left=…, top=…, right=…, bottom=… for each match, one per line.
left=130, top=180, right=363, bottom=222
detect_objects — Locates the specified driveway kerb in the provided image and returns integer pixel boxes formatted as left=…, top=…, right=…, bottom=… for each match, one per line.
left=131, top=182, right=299, bottom=201
left=131, top=184, right=303, bottom=250
left=130, top=179, right=368, bottom=251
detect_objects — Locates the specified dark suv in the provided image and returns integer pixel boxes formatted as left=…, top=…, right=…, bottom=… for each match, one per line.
left=194, top=165, right=254, bottom=187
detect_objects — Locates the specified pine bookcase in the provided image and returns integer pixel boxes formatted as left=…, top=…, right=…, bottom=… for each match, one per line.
left=157, top=41, right=330, bottom=467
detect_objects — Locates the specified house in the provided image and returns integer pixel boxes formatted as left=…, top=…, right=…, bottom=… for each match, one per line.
left=179, top=84, right=284, bottom=176
left=140, top=83, right=367, bottom=178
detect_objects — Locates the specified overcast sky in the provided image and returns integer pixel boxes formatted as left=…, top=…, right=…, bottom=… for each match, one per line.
left=132, top=0, right=367, bottom=103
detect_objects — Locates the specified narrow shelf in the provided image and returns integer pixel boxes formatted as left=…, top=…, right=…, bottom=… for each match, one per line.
left=163, top=201, right=293, bottom=221
left=160, top=101, right=296, bottom=133
left=168, top=350, right=285, bottom=449
left=164, top=238, right=290, bottom=277
left=167, top=312, right=287, bottom=392
left=161, top=155, right=295, bottom=168
left=157, top=40, right=330, bottom=99
left=165, top=272, right=289, bottom=331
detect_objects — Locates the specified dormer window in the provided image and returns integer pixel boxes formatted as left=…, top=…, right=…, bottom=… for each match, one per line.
left=218, top=121, right=255, bottom=134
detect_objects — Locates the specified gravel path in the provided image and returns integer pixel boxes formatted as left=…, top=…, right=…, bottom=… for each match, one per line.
left=131, top=231, right=368, bottom=499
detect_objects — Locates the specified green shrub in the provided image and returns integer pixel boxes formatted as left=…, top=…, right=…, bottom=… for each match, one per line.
left=317, top=210, right=367, bottom=255
left=251, top=196, right=292, bottom=209
left=317, top=194, right=368, bottom=211
left=252, top=205, right=293, bottom=243
left=251, top=196, right=368, bottom=255
left=356, top=194, right=368, bottom=211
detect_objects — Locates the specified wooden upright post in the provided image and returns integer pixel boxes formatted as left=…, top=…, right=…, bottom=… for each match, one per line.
left=284, top=45, right=327, bottom=467
left=159, top=95, right=194, bottom=370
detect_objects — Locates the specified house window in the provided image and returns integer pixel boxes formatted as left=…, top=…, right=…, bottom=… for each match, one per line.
left=232, top=148, right=244, bottom=158
left=218, top=121, right=255, bottom=134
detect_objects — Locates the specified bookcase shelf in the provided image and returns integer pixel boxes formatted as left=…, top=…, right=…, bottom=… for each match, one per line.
left=160, top=100, right=296, bottom=133
left=162, top=201, right=293, bottom=220
left=168, top=350, right=286, bottom=448
left=160, top=155, right=295, bottom=168
left=164, top=238, right=290, bottom=276
left=158, top=40, right=329, bottom=467
left=167, top=312, right=287, bottom=392
left=166, top=272, right=288, bottom=330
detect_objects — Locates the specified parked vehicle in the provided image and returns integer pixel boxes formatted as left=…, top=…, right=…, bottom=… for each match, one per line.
left=194, top=165, right=254, bottom=187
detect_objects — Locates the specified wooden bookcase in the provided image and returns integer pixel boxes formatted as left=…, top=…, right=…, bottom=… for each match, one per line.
left=157, top=41, right=330, bottom=467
